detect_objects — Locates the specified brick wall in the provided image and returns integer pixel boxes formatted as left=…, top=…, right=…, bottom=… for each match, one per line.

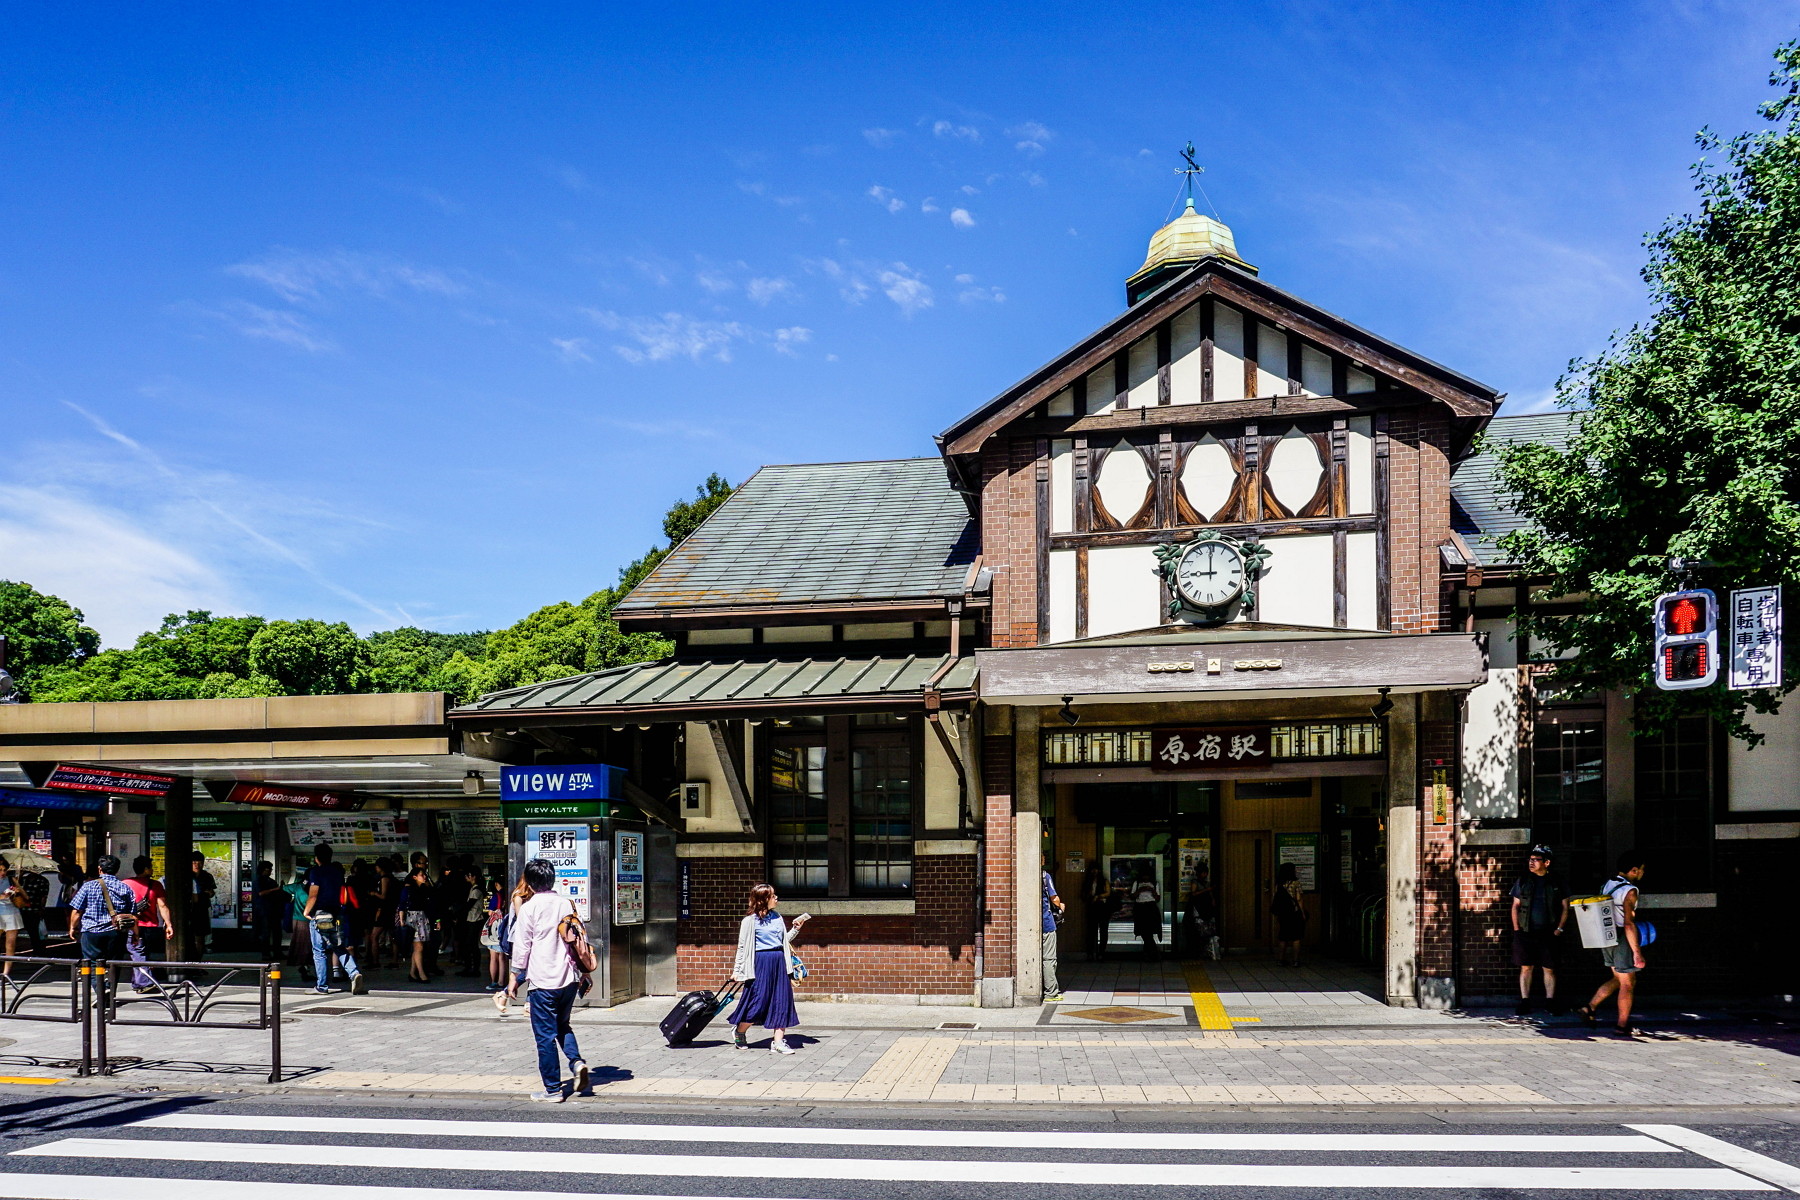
left=1457, top=843, right=1527, bottom=998
left=1384, top=408, right=1454, bottom=635
left=1415, top=721, right=1458, bottom=993
left=674, top=855, right=978, bottom=997
left=981, top=439, right=1039, bottom=648
left=982, top=734, right=1016, bottom=984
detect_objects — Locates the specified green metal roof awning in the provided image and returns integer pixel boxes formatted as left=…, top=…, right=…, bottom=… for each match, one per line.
left=449, top=654, right=977, bottom=727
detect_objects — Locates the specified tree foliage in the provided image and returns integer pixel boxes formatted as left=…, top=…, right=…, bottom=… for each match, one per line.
left=9, top=472, right=734, bottom=706
left=0, top=580, right=101, bottom=699
left=1493, top=42, right=1800, bottom=742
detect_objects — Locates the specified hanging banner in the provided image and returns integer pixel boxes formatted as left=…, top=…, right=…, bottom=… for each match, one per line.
left=0, top=787, right=105, bottom=814
left=613, top=829, right=645, bottom=925
left=1728, top=585, right=1783, bottom=691
left=678, top=859, right=693, bottom=921
left=1151, top=726, right=1271, bottom=770
left=1430, top=766, right=1451, bottom=825
left=223, top=782, right=364, bottom=811
left=42, top=763, right=176, bottom=798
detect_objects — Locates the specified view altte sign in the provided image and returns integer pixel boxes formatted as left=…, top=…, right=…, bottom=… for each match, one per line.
left=1151, top=726, right=1271, bottom=770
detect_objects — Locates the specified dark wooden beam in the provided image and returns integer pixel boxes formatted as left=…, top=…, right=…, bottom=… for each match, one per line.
left=706, top=720, right=757, bottom=835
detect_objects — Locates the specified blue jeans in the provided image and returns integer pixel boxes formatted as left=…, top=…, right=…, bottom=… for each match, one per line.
left=309, top=920, right=359, bottom=986
left=527, top=982, right=582, bottom=1094
left=78, top=929, right=121, bottom=962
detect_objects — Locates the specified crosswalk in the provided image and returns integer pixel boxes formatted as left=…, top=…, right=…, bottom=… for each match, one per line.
left=4, top=1113, right=1799, bottom=1196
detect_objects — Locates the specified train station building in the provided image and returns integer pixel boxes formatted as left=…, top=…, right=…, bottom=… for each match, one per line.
left=2, top=204, right=1793, bottom=1007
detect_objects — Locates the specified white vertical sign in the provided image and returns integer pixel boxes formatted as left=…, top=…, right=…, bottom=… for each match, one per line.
left=1728, top=585, right=1783, bottom=691
left=527, top=822, right=591, bottom=920
left=613, top=829, right=644, bottom=926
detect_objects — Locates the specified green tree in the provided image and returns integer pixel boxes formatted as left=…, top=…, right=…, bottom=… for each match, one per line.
left=0, top=580, right=101, bottom=698
left=1494, top=41, right=1800, bottom=742
left=248, top=619, right=367, bottom=695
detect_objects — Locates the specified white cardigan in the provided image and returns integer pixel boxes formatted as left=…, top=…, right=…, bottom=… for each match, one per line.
left=732, top=912, right=795, bottom=982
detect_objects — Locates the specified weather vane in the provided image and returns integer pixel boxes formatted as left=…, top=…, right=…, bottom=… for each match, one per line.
left=1176, top=141, right=1204, bottom=202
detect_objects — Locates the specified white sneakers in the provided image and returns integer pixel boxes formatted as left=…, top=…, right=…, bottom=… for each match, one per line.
left=572, top=1060, right=591, bottom=1094
left=770, top=1037, right=795, bottom=1055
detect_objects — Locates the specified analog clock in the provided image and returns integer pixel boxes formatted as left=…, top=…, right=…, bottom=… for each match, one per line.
left=1174, top=539, right=1246, bottom=610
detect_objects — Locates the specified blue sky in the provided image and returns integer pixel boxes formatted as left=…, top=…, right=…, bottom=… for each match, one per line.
left=2, top=2, right=1795, bottom=645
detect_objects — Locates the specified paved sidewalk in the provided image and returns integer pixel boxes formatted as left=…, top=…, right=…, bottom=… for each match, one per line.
left=0, top=953, right=1793, bottom=1109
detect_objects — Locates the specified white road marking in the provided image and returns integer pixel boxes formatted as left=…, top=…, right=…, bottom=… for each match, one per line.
left=12, top=1138, right=1774, bottom=1190
left=128, top=1113, right=1680, bottom=1153
left=0, top=1177, right=739, bottom=1200
left=1633, top=1125, right=1800, bottom=1194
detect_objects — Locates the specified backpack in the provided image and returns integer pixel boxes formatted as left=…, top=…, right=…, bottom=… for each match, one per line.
left=558, top=903, right=598, bottom=995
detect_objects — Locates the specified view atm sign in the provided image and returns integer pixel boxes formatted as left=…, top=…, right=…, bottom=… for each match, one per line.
left=500, top=764, right=622, bottom=803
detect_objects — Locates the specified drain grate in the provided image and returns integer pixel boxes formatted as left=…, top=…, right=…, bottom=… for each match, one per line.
left=937, top=1021, right=978, bottom=1030
left=301, top=1007, right=364, bottom=1016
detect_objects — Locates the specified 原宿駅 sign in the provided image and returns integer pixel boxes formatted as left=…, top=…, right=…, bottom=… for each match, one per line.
left=1151, top=726, right=1270, bottom=770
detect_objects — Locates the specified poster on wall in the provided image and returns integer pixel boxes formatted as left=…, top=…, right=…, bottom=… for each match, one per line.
left=151, top=831, right=245, bottom=927
left=1339, top=830, right=1355, bottom=886
left=527, top=823, right=591, bottom=920
left=437, top=810, right=505, bottom=854
left=1276, top=832, right=1319, bottom=892
left=614, top=830, right=644, bottom=925
left=286, top=814, right=411, bottom=855
left=1176, top=838, right=1211, bottom=899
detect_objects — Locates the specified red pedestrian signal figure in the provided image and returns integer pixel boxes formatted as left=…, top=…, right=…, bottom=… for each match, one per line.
left=1653, top=589, right=1718, bottom=690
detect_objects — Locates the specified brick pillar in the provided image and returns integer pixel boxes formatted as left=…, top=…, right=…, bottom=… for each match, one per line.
left=980, top=734, right=1016, bottom=1008
left=1415, top=719, right=1460, bottom=1008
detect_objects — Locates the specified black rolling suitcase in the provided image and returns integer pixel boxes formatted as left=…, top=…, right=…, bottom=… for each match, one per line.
left=660, top=981, right=739, bottom=1046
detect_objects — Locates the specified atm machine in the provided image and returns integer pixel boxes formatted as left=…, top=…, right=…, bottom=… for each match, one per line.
left=499, top=763, right=675, bottom=1006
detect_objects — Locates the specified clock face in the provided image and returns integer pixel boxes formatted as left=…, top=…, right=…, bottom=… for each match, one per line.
left=1175, top=540, right=1246, bottom=609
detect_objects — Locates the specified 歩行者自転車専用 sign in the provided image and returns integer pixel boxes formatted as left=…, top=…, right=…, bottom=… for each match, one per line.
left=1151, top=726, right=1271, bottom=770
left=222, top=782, right=365, bottom=811
left=41, top=763, right=177, bottom=798
left=499, top=764, right=622, bottom=802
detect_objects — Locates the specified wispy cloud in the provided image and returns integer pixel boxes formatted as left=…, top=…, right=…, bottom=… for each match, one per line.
left=950, top=208, right=977, bottom=230
left=696, top=271, right=736, bottom=295
left=227, top=249, right=464, bottom=304
left=584, top=311, right=814, bottom=364
left=1008, top=121, right=1054, bottom=154
left=955, top=273, right=1006, bottom=304
left=0, top=482, right=236, bottom=648
left=545, top=162, right=591, bottom=191
left=877, top=264, right=933, bottom=316
left=867, top=184, right=906, bottom=213
left=212, top=302, right=335, bottom=353
left=862, top=128, right=900, bottom=148
left=551, top=337, right=594, bottom=363
left=931, top=119, right=981, bottom=143
left=747, top=277, right=798, bottom=305
left=59, top=403, right=397, bottom=623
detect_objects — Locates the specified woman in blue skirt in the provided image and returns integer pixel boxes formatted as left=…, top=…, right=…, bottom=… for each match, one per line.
left=730, top=883, right=810, bottom=1054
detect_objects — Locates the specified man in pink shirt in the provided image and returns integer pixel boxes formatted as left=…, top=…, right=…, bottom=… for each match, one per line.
left=504, top=858, right=590, bottom=1102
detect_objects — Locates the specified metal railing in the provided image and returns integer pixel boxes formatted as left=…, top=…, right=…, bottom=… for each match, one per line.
left=0, top=954, right=283, bottom=1081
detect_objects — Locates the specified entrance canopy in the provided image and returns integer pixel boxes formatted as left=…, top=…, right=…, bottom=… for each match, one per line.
left=976, top=624, right=1486, bottom=705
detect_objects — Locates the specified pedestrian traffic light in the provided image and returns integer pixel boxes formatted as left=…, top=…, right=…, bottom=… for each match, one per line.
left=1653, top=588, right=1719, bottom=690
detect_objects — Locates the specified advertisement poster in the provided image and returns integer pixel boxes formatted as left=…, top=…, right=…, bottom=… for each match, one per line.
left=286, top=814, right=411, bottom=855
left=614, top=830, right=645, bottom=925
left=1177, top=837, right=1211, bottom=898
left=151, top=833, right=242, bottom=927
left=1340, top=830, right=1355, bottom=886
left=528, top=823, right=591, bottom=920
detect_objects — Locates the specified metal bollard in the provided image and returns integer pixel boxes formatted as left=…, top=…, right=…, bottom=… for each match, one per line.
left=267, top=965, right=282, bottom=1084
left=93, top=963, right=109, bottom=1076
left=76, top=964, right=91, bottom=1078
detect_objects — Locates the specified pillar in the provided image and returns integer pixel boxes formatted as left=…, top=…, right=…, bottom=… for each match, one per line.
left=162, top=776, right=195, bottom=963
left=979, top=729, right=1016, bottom=1008
left=1385, top=693, right=1418, bottom=1006
left=1012, top=706, right=1043, bottom=1006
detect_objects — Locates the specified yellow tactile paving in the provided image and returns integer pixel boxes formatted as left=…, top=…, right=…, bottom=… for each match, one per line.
left=1181, top=961, right=1237, bottom=1031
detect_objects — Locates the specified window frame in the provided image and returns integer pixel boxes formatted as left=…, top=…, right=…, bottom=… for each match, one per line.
left=758, top=713, right=923, bottom=898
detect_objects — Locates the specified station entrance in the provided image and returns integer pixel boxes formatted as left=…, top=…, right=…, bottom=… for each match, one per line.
left=1052, top=774, right=1387, bottom=965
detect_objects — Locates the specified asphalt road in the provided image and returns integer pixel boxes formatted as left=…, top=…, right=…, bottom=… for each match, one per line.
left=0, top=1089, right=1795, bottom=1198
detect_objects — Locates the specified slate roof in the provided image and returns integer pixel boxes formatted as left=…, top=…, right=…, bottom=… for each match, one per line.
left=451, top=653, right=977, bottom=720
left=1451, top=411, right=1582, bottom=565
left=613, top=459, right=977, bottom=615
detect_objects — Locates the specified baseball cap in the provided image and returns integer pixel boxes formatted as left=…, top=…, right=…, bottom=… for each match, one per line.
left=1527, top=844, right=1553, bottom=859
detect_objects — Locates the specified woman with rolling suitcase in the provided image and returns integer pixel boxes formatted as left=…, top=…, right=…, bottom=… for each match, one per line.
left=730, top=883, right=811, bottom=1054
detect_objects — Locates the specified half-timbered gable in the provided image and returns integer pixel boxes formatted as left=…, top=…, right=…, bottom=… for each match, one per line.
left=939, top=204, right=1500, bottom=649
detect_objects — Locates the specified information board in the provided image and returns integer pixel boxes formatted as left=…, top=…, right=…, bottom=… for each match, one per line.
left=527, top=822, right=591, bottom=920
left=1729, top=585, right=1783, bottom=691
left=286, top=813, right=411, bottom=854
left=1276, top=832, right=1319, bottom=892
left=436, top=809, right=506, bottom=854
left=614, top=829, right=645, bottom=925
